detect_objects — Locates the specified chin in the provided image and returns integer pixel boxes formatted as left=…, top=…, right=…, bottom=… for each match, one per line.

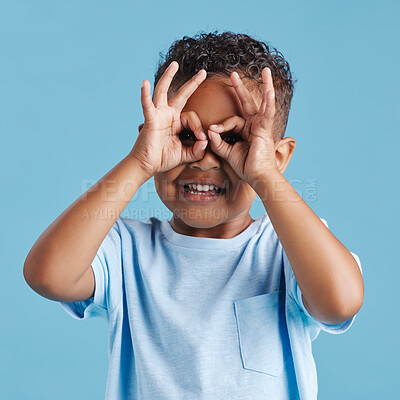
left=173, top=207, right=229, bottom=228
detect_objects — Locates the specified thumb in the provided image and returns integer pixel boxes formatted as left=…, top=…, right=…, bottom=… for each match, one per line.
left=181, top=139, right=208, bottom=164
left=208, top=127, right=249, bottom=179
left=207, top=129, right=236, bottom=161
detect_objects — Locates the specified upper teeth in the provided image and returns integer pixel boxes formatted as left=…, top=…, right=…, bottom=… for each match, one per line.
left=187, top=183, right=217, bottom=191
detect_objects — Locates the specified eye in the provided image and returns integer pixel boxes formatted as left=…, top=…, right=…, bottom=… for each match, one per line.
left=221, top=132, right=242, bottom=145
left=178, top=130, right=197, bottom=147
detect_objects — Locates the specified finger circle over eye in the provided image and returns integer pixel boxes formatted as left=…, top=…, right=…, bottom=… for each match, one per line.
left=209, top=115, right=246, bottom=134
left=180, top=111, right=206, bottom=140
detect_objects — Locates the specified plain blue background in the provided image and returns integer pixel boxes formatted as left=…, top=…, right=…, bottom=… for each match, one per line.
left=2, top=0, right=398, bottom=398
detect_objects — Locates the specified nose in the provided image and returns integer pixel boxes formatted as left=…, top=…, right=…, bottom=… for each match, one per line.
left=189, top=142, right=221, bottom=171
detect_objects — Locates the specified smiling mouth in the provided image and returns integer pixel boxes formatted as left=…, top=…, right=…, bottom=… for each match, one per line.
left=176, top=182, right=227, bottom=203
left=183, top=183, right=226, bottom=195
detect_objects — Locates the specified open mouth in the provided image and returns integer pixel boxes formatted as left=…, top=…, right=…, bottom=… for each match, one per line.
left=183, top=183, right=226, bottom=195
left=177, top=181, right=227, bottom=203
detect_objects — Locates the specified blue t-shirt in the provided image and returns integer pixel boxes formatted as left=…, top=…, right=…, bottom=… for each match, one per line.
left=60, top=213, right=362, bottom=400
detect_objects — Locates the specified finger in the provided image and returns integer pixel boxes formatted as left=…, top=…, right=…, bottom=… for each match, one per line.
left=180, top=111, right=207, bottom=163
left=209, top=115, right=247, bottom=140
left=208, top=127, right=249, bottom=180
left=181, top=139, right=208, bottom=163
left=230, top=71, right=259, bottom=117
left=181, top=111, right=207, bottom=140
left=261, top=90, right=275, bottom=134
left=141, top=80, right=156, bottom=121
left=207, top=130, right=235, bottom=161
left=153, top=61, right=179, bottom=107
left=260, top=69, right=276, bottom=132
left=265, top=90, right=276, bottom=121
left=259, top=67, right=275, bottom=116
left=169, top=69, right=207, bottom=112
left=260, top=90, right=276, bottom=132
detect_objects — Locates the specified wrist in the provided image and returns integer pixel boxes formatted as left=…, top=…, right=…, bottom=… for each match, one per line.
left=249, top=168, right=283, bottom=194
left=254, top=171, right=303, bottom=205
left=125, top=152, right=154, bottom=185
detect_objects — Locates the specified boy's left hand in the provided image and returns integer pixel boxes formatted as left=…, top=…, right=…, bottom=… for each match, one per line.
left=207, top=67, right=280, bottom=188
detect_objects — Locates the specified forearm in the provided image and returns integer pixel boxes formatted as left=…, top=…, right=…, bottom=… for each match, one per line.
left=24, top=153, right=150, bottom=288
left=255, top=172, right=364, bottom=324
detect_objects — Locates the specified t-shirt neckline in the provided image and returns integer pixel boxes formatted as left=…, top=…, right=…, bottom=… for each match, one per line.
left=159, top=214, right=268, bottom=249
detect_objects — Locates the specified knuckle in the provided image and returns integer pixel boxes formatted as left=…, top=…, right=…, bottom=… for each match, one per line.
left=233, top=115, right=243, bottom=124
left=180, top=111, right=188, bottom=119
left=179, top=89, right=190, bottom=100
left=214, top=140, right=224, bottom=152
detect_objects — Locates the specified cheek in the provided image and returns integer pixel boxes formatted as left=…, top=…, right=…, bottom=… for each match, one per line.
left=228, top=181, right=257, bottom=204
left=154, top=168, right=184, bottom=200
left=154, top=173, right=169, bottom=199
left=154, top=175, right=163, bottom=194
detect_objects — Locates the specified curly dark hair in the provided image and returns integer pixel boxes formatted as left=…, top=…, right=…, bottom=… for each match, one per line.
left=154, top=31, right=296, bottom=140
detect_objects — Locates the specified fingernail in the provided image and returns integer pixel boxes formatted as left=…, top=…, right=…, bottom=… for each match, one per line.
left=200, top=131, right=207, bottom=139
left=209, top=124, right=219, bottom=130
left=200, top=142, right=207, bottom=150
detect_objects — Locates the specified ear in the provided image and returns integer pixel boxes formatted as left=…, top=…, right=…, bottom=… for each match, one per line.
left=274, top=137, right=296, bottom=174
left=138, top=123, right=144, bottom=133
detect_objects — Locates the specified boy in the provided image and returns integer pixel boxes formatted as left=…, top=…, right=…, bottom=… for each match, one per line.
left=23, top=32, right=364, bottom=399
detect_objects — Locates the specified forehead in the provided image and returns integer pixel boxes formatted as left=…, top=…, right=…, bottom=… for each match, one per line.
left=178, top=77, right=260, bottom=128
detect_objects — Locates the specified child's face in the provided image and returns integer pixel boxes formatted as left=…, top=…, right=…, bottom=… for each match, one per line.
left=154, top=76, right=262, bottom=236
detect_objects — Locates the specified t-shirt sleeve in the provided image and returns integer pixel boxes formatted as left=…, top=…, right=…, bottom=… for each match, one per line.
left=58, top=218, right=123, bottom=320
left=284, top=218, right=363, bottom=334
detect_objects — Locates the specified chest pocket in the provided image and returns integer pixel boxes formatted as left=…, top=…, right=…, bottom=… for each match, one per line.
left=233, top=289, right=293, bottom=377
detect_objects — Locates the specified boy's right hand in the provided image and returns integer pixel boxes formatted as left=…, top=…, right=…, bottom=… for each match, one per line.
left=129, top=61, right=208, bottom=179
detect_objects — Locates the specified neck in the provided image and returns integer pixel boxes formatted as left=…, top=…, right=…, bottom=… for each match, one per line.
left=169, top=212, right=255, bottom=239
